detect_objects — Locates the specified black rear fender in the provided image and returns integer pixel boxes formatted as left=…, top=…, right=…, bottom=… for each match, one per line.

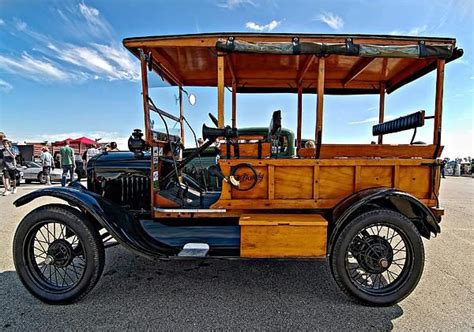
left=329, top=187, right=440, bottom=254
left=14, top=184, right=177, bottom=258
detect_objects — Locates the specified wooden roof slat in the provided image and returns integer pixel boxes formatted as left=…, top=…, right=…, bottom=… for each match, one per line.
left=149, top=48, right=183, bottom=86
left=226, top=54, right=236, bottom=82
left=343, top=57, right=377, bottom=87
left=297, top=55, right=316, bottom=85
left=387, top=58, right=435, bottom=90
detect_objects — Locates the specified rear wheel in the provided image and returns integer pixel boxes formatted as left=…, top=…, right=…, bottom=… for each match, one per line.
left=330, top=209, right=424, bottom=306
left=13, top=204, right=105, bottom=304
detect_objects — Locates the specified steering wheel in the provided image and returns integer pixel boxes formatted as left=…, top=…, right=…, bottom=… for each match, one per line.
left=208, top=113, right=219, bottom=127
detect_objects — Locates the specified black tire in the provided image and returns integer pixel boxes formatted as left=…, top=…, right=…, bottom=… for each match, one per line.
left=25, top=179, right=32, bottom=184
left=330, top=209, right=424, bottom=306
left=37, top=172, right=46, bottom=184
left=13, top=204, right=105, bottom=304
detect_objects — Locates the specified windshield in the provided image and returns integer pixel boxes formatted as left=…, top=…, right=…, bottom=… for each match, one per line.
left=148, top=84, right=181, bottom=137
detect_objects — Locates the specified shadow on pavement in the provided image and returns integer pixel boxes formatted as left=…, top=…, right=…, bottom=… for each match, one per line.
left=1, top=247, right=403, bottom=330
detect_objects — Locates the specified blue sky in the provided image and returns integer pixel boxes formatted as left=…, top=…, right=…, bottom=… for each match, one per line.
left=0, top=0, right=472, bottom=157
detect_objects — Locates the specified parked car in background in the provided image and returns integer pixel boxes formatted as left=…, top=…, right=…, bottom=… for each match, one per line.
left=21, top=161, right=62, bottom=184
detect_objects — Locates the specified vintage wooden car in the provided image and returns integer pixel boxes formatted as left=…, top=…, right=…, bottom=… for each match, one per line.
left=12, top=33, right=463, bottom=306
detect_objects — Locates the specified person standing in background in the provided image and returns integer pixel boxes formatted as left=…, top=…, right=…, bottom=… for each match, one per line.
left=109, top=142, right=119, bottom=151
left=40, top=147, right=54, bottom=185
left=440, top=159, right=447, bottom=179
left=60, top=141, right=75, bottom=187
left=2, top=140, right=17, bottom=195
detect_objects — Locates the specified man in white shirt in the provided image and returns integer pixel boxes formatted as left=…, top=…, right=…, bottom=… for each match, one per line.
left=40, top=147, right=54, bottom=185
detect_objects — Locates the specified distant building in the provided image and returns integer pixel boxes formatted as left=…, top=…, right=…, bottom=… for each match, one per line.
left=16, top=142, right=49, bottom=162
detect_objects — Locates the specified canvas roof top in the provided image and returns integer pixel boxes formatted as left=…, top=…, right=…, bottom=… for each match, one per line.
left=123, top=33, right=463, bottom=94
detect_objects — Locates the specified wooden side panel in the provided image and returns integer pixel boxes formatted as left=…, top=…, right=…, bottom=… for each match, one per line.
left=298, top=144, right=441, bottom=159
left=399, top=166, right=431, bottom=198
left=359, top=166, right=393, bottom=188
left=319, top=166, right=354, bottom=199
left=274, top=166, right=314, bottom=199
left=240, top=214, right=327, bottom=258
left=232, top=166, right=268, bottom=199
left=211, top=158, right=438, bottom=211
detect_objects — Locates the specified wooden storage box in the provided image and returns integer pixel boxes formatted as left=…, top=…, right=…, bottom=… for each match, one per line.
left=239, top=214, right=328, bottom=258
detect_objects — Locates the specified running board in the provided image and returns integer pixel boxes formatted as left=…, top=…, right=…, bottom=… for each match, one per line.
left=178, top=243, right=210, bottom=257
left=154, top=208, right=226, bottom=213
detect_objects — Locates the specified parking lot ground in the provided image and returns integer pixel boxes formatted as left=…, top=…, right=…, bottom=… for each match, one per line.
left=1, top=178, right=473, bottom=330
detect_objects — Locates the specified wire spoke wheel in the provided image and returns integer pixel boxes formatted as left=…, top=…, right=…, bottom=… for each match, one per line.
left=346, top=223, right=409, bottom=294
left=27, top=221, right=86, bottom=291
left=14, top=205, right=105, bottom=304
left=330, top=209, right=424, bottom=306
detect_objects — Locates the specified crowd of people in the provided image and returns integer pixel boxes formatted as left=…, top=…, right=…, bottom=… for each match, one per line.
left=1, top=131, right=121, bottom=195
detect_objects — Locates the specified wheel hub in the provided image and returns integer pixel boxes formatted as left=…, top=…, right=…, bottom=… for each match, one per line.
left=47, top=239, right=74, bottom=267
left=353, top=235, right=393, bottom=274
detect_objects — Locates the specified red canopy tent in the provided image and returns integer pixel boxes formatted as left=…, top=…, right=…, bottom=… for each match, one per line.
left=69, top=137, right=97, bottom=145
left=52, top=137, right=98, bottom=155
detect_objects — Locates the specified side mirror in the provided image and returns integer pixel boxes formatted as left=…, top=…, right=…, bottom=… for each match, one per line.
left=188, top=93, right=196, bottom=106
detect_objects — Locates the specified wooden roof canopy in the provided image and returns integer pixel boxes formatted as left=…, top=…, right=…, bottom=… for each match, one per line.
left=123, top=33, right=463, bottom=95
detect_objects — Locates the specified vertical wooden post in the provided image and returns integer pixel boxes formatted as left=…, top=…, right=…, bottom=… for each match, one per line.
left=297, top=84, right=303, bottom=150
left=232, top=80, right=237, bottom=128
left=140, top=50, right=150, bottom=144
left=315, top=57, right=325, bottom=158
left=179, top=87, right=185, bottom=146
left=378, top=82, right=385, bottom=144
left=433, top=59, right=445, bottom=145
left=217, top=55, right=225, bottom=128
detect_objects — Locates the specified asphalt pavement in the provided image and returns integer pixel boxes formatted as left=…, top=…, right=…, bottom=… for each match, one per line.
left=0, top=177, right=473, bottom=330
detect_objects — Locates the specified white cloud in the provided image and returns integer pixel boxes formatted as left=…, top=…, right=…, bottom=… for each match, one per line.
left=390, top=25, right=428, bottom=36
left=245, top=20, right=281, bottom=32
left=317, top=12, right=344, bottom=30
left=349, top=115, right=395, bottom=125
left=218, top=0, right=256, bottom=9
left=14, top=18, right=27, bottom=31
left=0, top=4, right=139, bottom=83
left=408, top=25, right=428, bottom=35
left=0, top=79, right=13, bottom=92
left=0, top=19, right=5, bottom=26
left=0, top=53, right=70, bottom=81
left=78, top=2, right=112, bottom=37
left=48, top=42, right=139, bottom=81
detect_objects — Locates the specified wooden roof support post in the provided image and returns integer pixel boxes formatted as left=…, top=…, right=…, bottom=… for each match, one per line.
left=232, top=80, right=237, bottom=128
left=179, top=87, right=185, bottom=146
left=315, top=57, right=325, bottom=159
left=378, top=82, right=386, bottom=144
left=139, top=49, right=151, bottom=144
left=433, top=59, right=445, bottom=145
left=217, top=54, right=225, bottom=127
left=297, top=84, right=303, bottom=150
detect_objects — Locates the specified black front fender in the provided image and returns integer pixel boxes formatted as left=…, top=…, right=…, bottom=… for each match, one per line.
left=14, top=184, right=177, bottom=258
left=329, top=187, right=440, bottom=254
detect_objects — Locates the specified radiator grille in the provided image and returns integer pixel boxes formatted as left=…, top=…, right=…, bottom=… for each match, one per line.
left=120, top=175, right=150, bottom=210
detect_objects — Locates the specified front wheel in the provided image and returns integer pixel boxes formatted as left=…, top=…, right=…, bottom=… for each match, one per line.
left=13, top=204, right=105, bottom=304
left=330, top=209, right=424, bottom=306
